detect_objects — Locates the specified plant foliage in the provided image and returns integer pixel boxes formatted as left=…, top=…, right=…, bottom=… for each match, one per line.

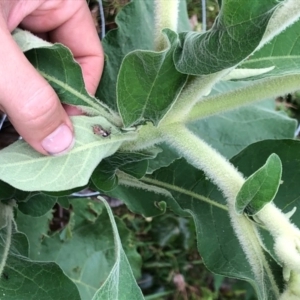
left=1, top=0, right=300, bottom=299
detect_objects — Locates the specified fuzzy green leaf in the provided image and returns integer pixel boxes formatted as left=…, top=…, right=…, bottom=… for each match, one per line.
left=97, top=0, right=190, bottom=111
left=174, top=1, right=286, bottom=75
left=92, top=198, right=144, bottom=300
left=239, top=19, right=300, bottom=79
left=117, top=29, right=187, bottom=127
left=0, top=257, right=81, bottom=300
left=115, top=159, right=283, bottom=299
left=235, top=154, right=282, bottom=215
left=92, top=149, right=158, bottom=191
left=23, top=198, right=142, bottom=300
left=16, top=210, right=52, bottom=258
left=17, top=193, right=57, bottom=217
left=231, top=139, right=300, bottom=262
left=0, top=224, right=80, bottom=300
left=0, top=116, right=136, bottom=191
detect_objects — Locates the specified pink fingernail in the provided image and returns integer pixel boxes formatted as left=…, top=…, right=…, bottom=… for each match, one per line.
left=42, top=124, right=74, bottom=155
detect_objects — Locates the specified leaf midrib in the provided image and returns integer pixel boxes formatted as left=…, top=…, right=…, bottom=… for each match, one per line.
left=141, top=176, right=227, bottom=210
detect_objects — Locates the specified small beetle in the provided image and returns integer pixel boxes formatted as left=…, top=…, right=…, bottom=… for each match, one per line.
left=92, top=124, right=110, bottom=137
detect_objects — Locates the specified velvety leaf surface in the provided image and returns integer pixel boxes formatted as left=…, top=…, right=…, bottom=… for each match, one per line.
left=174, top=1, right=284, bottom=75
left=117, top=29, right=187, bottom=127
left=120, top=160, right=148, bottom=179
left=235, top=154, right=282, bottom=215
left=16, top=210, right=52, bottom=258
left=97, top=0, right=190, bottom=111
left=231, top=139, right=300, bottom=261
left=0, top=116, right=136, bottom=191
left=0, top=257, right=81, bottom=300
left=147, top=143, right=181, bottom=174
left=188, top=104, right=296, bottom=158
left=25, top=198, right=142, bottom=300
left=106, top=173, right=187, bottom=218
left=232, top=140, right=300, bottom=220
left=0, top=225, right=80, bottom=300
left=92, top=199, right=144, bottom=300
left=17, top=193, right=57, bottom=217
left=92, top=149, right=158, bottom=191
left=116, top=159, right=283, bottom=299
left=239, top=19, right=300, bottom=79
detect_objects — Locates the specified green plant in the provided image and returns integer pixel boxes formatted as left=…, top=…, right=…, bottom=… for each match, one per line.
left=1, top=0, right=300, bottom=299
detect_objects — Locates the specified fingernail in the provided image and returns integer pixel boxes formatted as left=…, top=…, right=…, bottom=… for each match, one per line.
left=42, top=124, right=74, bottom=155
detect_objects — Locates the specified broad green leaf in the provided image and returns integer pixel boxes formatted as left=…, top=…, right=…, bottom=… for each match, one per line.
left=174, top=1, right=285, bottom=75
left=0, top=116, right=136, bottom=191
left=106, top=172, right=187, bottom=218
left=92, top=198, right=144, bottom=300
left=147, top=142, right=181, bottom=174
left=0, top=181, right=15, bottom=201
left=13, top=29, right=113, bottom=120
left=235, top=153, right=282, bottom=215
left=97, top=0, right=190, bottom=111
left=232, top=140, right=300, bottom=215
left=114, top=159, right=283, bottom=299
left=0, top=257, right=81, bottom=300
left=239, top=19, right=300, bottom=79
left=150, top=160, right=283, bottom=299
left=17, top=193, right=57, bottom=217
left=16, top=210, right=52, bottom=259
left=117, top=29, right=187, bottom=127
left=57, top=197, right=70, bottom=209
left=231, top=139, right=300, bottom=261
left=188, top=104, right=296, bottom=158
left=0, top=222, right=80, bottom=300
left=92, top=149, right=159, bottom=191
left=120, top=160, right=148, bottom=179
left=27, top=198, right=142, bottom=300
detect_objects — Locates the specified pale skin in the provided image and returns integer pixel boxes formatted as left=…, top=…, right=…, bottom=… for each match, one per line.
left=0, top=0, right=104, bottom=155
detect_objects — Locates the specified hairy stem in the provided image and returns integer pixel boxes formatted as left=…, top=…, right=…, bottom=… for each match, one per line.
left=120, top=122, right=163, bottom=151
left=160, top=123, right=280, bottom=297
left=161, top=71, right=229, bottom=126
left=186, top=74, right=300, bottom=123
left=0, top=203, right=14, bottom=277
left=256, top=203, right=300, bottom=275
left=160, top=123, right=244, bottom=200
left=154, top=0, right=180, bottom=51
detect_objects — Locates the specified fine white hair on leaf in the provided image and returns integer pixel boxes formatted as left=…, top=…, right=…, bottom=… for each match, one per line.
left=154, top=0, right=180, bottom=51
left=257, top=0, right=300, bottom=52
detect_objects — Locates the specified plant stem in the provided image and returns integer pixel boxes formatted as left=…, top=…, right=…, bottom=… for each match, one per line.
left=161, top=71, right=229, bottom=126
left=186, top=74, right=300, bottom=123
left=160, top=123, right=280, bottom=297
left=161, top=123, right=244, bottom=200
left=0, top=203, right=13, bottom=278
left=154, top=0, right=180, bottom=51
left=256, top=203, right=300, bottom=275
left=120, top=122, right=163, bottom=151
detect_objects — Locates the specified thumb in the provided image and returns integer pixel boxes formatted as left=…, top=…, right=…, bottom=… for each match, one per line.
left=0, top=30, right=74, bottom=156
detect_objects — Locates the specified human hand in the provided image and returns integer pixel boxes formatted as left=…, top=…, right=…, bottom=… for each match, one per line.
left=0, top=0, right=104, bottom=155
